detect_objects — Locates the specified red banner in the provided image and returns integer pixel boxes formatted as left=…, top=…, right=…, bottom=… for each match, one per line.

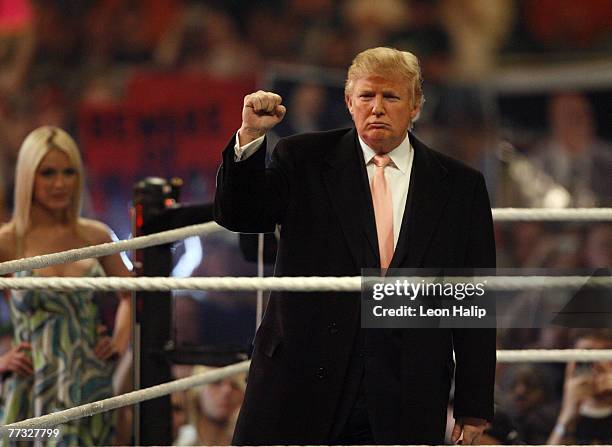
left=78, top=73, right=255, bottom=177
left=0, top=0, right=31, bottom=31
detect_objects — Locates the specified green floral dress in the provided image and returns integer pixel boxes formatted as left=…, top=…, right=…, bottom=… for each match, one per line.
left=1, top=263, right=115, bottom=446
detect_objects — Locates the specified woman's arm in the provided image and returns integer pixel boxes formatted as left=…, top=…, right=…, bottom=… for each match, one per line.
left=110, top=292, right=132, bottom=356
left=83, top=220, right=133, bottom=359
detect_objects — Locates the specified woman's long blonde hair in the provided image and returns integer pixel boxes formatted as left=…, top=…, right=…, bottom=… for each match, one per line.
left=11, top=126, right=84, bottom=240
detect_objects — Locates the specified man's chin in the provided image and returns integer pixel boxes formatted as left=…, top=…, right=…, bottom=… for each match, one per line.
left=362, top=135, right=396, bottom=153
left=364, top=129, right=390, bottom=139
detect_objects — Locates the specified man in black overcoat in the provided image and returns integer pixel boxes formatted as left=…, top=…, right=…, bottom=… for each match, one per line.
left=215, top=47, right=496, bottom=445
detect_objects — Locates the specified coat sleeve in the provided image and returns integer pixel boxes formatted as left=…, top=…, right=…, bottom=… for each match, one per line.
left=214, top=134, right=292, bottom=233
left=452, top=173, right=497, bottom=422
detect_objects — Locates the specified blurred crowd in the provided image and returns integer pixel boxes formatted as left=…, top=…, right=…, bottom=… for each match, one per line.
left=0, top=0, right=611, bottom=211
left=0, top=0, right=611, bottom=445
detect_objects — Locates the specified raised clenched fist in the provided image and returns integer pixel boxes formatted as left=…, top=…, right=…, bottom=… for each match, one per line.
left=239, top=91, right=286, bottom=145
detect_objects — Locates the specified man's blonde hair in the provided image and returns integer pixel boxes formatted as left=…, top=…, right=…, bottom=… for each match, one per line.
left=345, top=47, right=424, bottom=109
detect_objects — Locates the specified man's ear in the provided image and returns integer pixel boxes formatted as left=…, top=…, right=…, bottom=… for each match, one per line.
left=345, top=94, right=354, bottom=117
left=410, top=103, right=421, bottom=121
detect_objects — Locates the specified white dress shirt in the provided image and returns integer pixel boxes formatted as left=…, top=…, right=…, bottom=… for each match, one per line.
left=234, top=133, right=265, bottom=161
left=234, top=131, right=414, bottom=249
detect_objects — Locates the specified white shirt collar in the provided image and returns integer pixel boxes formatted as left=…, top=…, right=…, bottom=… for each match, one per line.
left=358, top=132, right=412, bottom=174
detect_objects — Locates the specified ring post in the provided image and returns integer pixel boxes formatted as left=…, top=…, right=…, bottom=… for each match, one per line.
left=132, top=177, right=176, bottom=445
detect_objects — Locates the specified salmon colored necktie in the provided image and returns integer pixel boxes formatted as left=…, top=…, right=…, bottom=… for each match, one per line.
left=370, top=154, right=394, bottom=269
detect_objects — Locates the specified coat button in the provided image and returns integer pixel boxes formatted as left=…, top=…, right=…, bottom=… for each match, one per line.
left=328, top=322, right=339, bottom=335
left=315, top=367, right=326, bottom=380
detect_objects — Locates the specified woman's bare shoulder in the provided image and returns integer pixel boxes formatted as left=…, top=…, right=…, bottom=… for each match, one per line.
left=77, top=218, right=114, bottom=245
left=0, top=223, right=16, bottom=262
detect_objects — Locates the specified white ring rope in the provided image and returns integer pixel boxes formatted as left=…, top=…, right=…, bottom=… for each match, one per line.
left=492, top=207, right=612, bottom=221
left=0, top=360, right=250, bottom=432
left=0, top=208, right=609, bottom=277
left=0, top=221, right=223, bottom=276
left=0, top=276, right=610, bottom=292
left=498, top=349, right=612, bottom=362
left=2, top=349, right=612, bottom=432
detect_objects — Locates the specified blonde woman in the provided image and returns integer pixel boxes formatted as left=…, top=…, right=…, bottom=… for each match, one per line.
left=0, top=126, right=131, bottom=445
left=176, top=366, right=245, bottom=446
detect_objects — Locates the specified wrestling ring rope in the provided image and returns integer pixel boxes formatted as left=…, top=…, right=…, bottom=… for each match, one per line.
left=0, top=208, right=610, bottom=276
left=0, top=207, right=611, bottom=436
left=0, top=276, right=611, bottom=291
left=0, top=221, right=223, bottom=276
left=491, top=207, right=612, bottom=221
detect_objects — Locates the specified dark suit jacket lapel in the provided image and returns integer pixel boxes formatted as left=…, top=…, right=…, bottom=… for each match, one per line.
left=390, top=133, right=451, bottom=268
left=323, top=129, right=379, bottom=269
